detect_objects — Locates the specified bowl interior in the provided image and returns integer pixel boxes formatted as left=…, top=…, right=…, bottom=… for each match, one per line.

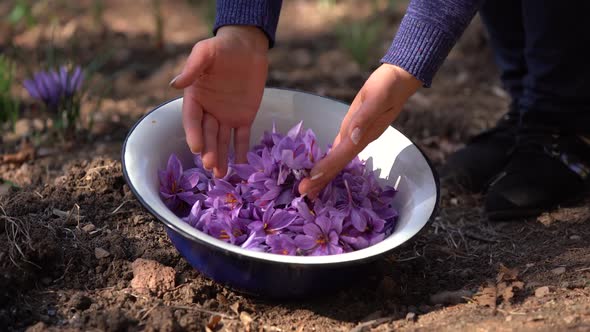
left=122, top=88, right=438, bottom=264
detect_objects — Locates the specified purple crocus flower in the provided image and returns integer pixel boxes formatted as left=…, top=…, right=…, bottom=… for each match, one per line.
left=207, top=211, right=249, bottom=245
left=267, top=234, right=298, bottom=255
left=295, top=215, right=344, bottom=256
left=158, top=154, right=202, bottom=213
left=24, top=66, right=84, bottom=111
left=249, top=207, right=295, bottom=239
left=183, top=200, right=203, bottom=228
left=206, top=178, right=243, bottom=218
left=340, top=209, right=386, bottom=250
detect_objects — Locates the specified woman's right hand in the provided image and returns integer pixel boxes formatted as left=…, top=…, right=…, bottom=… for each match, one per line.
left=170, top=26, right=269, bottom=178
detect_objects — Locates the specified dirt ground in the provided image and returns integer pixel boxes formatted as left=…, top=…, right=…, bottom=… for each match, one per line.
left=1, top=1, right=589, bottom=331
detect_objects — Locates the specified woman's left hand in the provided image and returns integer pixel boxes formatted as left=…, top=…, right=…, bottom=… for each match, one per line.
left=298, top=63, right=422, bottom=199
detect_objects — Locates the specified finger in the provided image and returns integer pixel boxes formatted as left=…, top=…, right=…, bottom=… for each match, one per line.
left=202, top=113, right=219, bottom=170
left=214, top=124, right=231, bottom=178
left=299, top=135, right=364, bottom=200
left=170, top=39, right=215, bottom=89
left=182, top=88, right=204, bottom=153
left=233, top=126, right=251, bottom=164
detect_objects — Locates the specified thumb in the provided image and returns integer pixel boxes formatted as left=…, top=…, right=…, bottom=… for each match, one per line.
left=345, top=97, right=386, bottom=147
left=170, top=39, right=215, bottom=89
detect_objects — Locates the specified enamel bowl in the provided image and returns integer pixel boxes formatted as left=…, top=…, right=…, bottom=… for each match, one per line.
left=122, top=88, right=439, bottom=298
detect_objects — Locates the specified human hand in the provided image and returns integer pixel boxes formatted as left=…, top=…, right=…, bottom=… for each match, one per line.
left=298, top=64, right=422, bottom=199
left=170, top=26, right=269, bottom=178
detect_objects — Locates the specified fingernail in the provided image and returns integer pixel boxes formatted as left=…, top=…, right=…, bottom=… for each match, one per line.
left=310, top=172, right=324, bottom=181
left=351, top=127, right=361, bottom=145
left=169, top=75, right=180, bottom=87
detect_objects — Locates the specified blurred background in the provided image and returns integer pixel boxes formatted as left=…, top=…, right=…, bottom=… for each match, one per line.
left=1, top=0, right=508, bottom=172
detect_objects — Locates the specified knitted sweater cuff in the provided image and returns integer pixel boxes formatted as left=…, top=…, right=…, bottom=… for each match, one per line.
left=214, top=0, right=282, bottom=48
left=381, top=15, right=456, bottom=87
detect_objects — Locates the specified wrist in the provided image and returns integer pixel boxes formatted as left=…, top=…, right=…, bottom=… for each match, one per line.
left=217, top=25, right=269, bottom=55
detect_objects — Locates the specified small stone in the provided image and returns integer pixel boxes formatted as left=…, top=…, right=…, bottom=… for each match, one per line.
left=405, top=312, right=417, bottom=322
left=230, top=302, right=240, bottom=315
left=569, top=235, right=581, bottom=241
left=564, top=315, right=577, bottom=324
left=132, top=215, right=145, bottom=225
left=240, top=311, right=253, bottom=326
left=450, top=198, right=459, bottom=206
left=505, top=315, right=513, bottom=322
left=551, top=267, right=566, bottom=275
left=82, top=224, right=96, bottom=233
left=94, top=247, right=110, bottom=259
left=535, top=286, right=550, bottom=298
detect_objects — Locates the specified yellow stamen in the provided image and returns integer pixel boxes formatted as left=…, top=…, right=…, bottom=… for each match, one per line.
left=219, top=230, right=230, bottom=240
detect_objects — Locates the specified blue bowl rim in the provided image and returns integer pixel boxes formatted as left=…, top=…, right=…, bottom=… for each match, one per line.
left=121, top=87, right=441, bottom=267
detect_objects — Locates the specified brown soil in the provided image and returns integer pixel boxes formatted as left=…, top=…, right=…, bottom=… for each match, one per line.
left=1, top=1, right=589, bottom=331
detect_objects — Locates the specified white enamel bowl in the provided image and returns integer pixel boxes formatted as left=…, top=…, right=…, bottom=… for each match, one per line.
left=122, top=88, right=439, bottom=298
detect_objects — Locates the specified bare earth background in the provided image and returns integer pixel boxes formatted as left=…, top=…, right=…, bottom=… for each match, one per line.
left=1, top=1, right=589, bottom=331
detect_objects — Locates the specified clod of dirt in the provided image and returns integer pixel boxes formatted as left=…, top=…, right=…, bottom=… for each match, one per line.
left=94, top=247, right=110, bottom=259
left=551, top=267, right=566, bottom=275
left=130, top=258, right=176, bottom=296
left=206, top=315, right=222, bottom=330
left=25, top=322, right=47, bottom=332
left=430, top=289, right=473, bottom=305
left=145, top=307, right=181, bottom=332
left=406, top=312, right=417, bottom=322
left=535, top=286, right=551, bottom=298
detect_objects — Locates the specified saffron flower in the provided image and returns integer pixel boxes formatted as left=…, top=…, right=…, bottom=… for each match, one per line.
left=158, top=154, right=202, bottom=213
left=294, top=216, right=344, bottom=256
left=159, top=122, right=399, bottom=256
left=24, top=66, right=84, bottom=111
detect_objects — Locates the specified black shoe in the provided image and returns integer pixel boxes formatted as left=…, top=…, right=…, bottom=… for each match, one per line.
left=440, top=111, right=518, bottom=192
left=485, top=130, right=590, bottom=221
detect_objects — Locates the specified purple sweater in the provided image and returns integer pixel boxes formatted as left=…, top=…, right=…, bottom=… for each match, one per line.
left=214, top=0, right=483, bottom=87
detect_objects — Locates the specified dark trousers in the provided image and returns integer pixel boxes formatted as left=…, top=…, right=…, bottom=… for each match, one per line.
left=480, top=0, right=590, bottom=133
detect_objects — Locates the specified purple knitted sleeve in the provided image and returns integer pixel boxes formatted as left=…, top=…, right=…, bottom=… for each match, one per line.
left=214, top=0, right=283, bottom=48
left=381, top=0, right=484, bottom=87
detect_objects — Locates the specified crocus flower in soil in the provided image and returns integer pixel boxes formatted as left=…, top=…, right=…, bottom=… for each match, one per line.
left=295, top=215, right=344, bottom=256
left=158, top=154, right=202, bottom=213
left=23, top=66, right=84, bottom=112
left=267, top=234, right=298, bottom=255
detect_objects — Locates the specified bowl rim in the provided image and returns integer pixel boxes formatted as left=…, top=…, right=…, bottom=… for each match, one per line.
left=121, top=87, right=440, bottom=267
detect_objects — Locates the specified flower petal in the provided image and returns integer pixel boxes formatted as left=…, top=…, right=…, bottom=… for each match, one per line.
left=167, top=154, right=183, bottom=180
